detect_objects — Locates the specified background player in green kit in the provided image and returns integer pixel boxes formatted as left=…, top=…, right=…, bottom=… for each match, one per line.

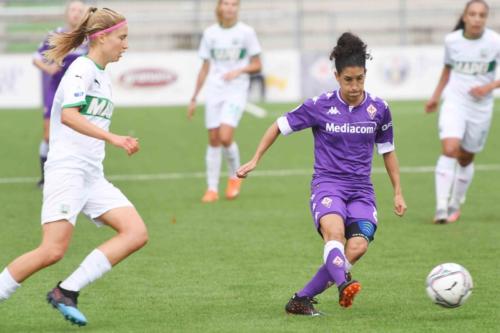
left=426, top=0, right=500, bottom=224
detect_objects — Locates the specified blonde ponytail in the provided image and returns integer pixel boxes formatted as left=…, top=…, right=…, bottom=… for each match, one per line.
left=44, top=7, right=96, bottom=65
left=44, top=7, right=125, bottom=65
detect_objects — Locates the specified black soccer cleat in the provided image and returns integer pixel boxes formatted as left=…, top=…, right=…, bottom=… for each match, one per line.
left=46, top=282, right=87, bottom=326
left=285, top=294, right=322, bottom=316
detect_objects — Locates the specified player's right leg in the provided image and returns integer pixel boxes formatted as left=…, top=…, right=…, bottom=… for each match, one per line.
left=286, top=265, right=332, bottom=316
left=0, top=221, right=73, bottom=302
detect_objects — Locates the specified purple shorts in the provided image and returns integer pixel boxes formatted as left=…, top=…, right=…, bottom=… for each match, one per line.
left=309, top=180, right=377, bottom=232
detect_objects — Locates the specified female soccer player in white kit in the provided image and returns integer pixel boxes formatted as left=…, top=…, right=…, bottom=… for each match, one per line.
left=426, top=0, right=500, bottom=224
left=0, top=7, right=148, bottom=327
left=188, top=0, right=262, bottom=203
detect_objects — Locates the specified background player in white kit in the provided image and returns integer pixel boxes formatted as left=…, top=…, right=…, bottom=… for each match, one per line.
left=188, top=0, right=262, bottom=203
left=0, top=7, right=148, bottom=327
left=425, top=0, right=500, bottom=223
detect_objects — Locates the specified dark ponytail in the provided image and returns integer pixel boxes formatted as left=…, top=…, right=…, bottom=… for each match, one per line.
left=453, top=17, right=465, bottom=31
left=453, top=0, right=489, bottom=31
left=329, top=32, right=370, bottom=74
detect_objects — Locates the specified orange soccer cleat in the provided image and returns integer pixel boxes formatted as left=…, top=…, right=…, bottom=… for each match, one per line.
left=338, top=280, right=362, bottom=308
left=225, top=177, right=242, bottom=200
left=201, top=190, right=219, bottom=203
left=447, top=207, right=461, bottom=223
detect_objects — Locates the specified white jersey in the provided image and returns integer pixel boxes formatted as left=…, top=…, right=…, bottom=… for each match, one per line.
left=199, top=22, right=261, bottom=96
left=443, top=28, right=500, bottom=110
left=46, top=56, right=113, bottom=172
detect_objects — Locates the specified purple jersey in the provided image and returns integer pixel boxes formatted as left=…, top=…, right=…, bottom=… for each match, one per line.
left=34, top=27, right=88, bottom=117
left=277, top=90, right=394, bottom=184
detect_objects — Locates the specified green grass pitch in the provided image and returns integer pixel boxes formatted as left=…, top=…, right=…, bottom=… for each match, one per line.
left=0, top=101, right=499, bottom=332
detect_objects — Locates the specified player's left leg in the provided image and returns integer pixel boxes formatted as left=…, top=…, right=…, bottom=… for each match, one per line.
left=344, top=220, right=375, bottom=264
left=448, top=113, right=491, bottom=223
left=448, top=149, right=475, bottom=223
left=219, top=124, right=242, bottom=200
left=320, top=214, right=362, bottom=308
left=60, top=206, right=148, bottom=294
left=219, top=99, right=245, bottom=200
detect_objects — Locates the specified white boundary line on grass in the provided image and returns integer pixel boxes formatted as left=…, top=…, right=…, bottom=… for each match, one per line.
left=1, top=164, right=500, bottom=185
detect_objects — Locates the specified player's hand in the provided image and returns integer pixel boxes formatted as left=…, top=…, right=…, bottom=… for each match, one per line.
left=469, top=84, right=491, bottom=99
left=394, top=193, right=407, bottom=217
left=46, top=63, right=62, bottom=75
left=187, top=100, right=196, bottom=120
left=222, top=69, right=242, bottom=81
left=236, top=159, right=258, bottom=178
left=108, top=134, right=140, bottom=156
left=425, top=98, right=439, bottom=113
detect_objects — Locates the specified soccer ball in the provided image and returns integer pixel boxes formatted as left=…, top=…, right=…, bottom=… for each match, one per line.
left=426, top=263, right=473, bottom=308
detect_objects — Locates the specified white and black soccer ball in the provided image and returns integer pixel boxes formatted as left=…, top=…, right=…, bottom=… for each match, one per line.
left=426, top=263, right=473, bottom=308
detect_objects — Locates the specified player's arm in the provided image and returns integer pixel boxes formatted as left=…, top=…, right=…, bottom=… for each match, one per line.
left=61, top=107, right=139, bottom=156
left=33, top=57, right=61, bottom=75
left=469, top=79, right=500, bottom=98
left=425, top=66, right=451, bottom=113
left=223, top=55, right=262, bottom=81
left=382, top=150, right=407, bottom=217
left=237, top=122, right=280, bottom=178
left=187, top=60, right=210, bottom=120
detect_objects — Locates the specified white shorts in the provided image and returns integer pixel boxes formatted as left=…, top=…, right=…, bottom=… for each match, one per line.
left=438, top=101, right=493, bottom=153
left=41, top=169, right=133, bottom=226
left=205, top=94, right=246, bottom=129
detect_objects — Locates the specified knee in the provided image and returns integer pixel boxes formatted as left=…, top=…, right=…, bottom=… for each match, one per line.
left=345, top=240, right=368, bottom=259
left=457, top=152, right=474, bottom=167
left=125, top=226, right=149, bottom=252
left=220, top=136, right=233, bottom=147
left=40, top=245, right=66, bottom=266
left=208, top=138, right=220, bottom=147
left=442, top=146, right=459, bottom=158
left=322, top=231, right=344, bottom=242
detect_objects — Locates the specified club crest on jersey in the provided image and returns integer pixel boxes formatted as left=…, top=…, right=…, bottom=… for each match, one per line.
left=327, top=106, right=340, bottom=115
left=367, top=104, right=377, bottom=119
left=321, top=197, right=332, bottom=208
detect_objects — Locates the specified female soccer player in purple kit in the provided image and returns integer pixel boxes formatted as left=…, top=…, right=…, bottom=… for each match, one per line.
left=237, top=32, right=407, bottom=315
left=33, top=0, right=87, bottom=187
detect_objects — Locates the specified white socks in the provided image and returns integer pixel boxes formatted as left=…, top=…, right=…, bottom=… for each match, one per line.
left=449, top=163, right=474, bottom=209
left=222, top=142, right=240, bottom=178
left=435, top=155, right=457, bottom=211
left=39, top=140, right=49, bottom=158
left=60, top=249, right=112, bottom=292
left=0, top=268, right=21, bottom=302
left=206, top=142, right=240, bottom=190
left=0, top=250, right=112, bottom=300
left=206, top=145, right=222, bottom=192
left=345, top=259, right=353, bottom=272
